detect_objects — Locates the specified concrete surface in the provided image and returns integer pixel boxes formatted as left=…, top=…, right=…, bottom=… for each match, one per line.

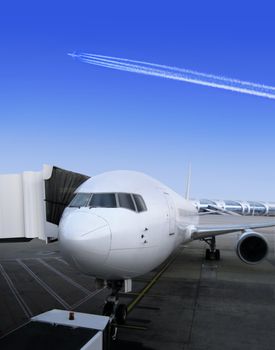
left=1, top=216, right=275, bottom=349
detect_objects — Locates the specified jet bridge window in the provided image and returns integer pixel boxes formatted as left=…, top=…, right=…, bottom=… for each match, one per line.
left=117, top=193, right=136, bottom=211
left=133, top=194, right=147, bottom=212
left=69, top=193, right=91, bottom=207
left=89, top=193, right=117, bottom=208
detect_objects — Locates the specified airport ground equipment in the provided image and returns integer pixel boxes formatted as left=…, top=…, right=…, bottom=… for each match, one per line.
left=0, top=309, right=110, bottom=350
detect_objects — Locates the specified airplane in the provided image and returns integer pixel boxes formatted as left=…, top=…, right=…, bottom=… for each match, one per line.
left=58, top=169, right=275, bottom=324
left=67, top=51, right=80, bottom=59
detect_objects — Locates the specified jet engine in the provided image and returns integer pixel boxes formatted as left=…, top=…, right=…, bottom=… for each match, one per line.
left=236, top=230, right=268, bottom=264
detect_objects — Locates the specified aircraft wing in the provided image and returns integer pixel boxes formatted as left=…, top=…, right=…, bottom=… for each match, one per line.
left=186, top=222, right=275, bottom=240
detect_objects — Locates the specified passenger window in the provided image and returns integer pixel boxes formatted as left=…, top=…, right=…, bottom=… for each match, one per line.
left=133, top=194, right=147, bottom=212
left=89, top=193, right=117, bottom=208
left=118, top=193, right=136, bottom=211
left=69, top=193, right=91, bottom=207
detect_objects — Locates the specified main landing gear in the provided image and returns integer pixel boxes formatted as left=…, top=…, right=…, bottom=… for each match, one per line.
left=202, top=236, right=220, bottom=261
left=102, top=280, right=128, bottom=325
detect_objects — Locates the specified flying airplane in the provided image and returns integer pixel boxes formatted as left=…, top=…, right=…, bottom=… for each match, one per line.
left=58, top=170, right=275, bottom=324
left=67, top=51, right=80, bottom=59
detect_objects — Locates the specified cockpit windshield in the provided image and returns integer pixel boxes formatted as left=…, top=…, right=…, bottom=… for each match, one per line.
left=89, top=193, right=117, bottom=208
left=69, top=193, right=91, bottom=208
left=69, top=192, right=147, bottom=212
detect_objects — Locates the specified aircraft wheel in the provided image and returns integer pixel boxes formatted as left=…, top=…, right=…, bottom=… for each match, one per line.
left=215, top=249, right=220, bottom=260
left=205, top=249, right=211, bottom=260
left=115, top=304, right=128, bottom=324
left=103, top=301, right=114, bottom=316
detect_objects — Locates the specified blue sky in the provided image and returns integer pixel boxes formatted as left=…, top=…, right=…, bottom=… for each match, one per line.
left=1, top=1, right=275, bottom=200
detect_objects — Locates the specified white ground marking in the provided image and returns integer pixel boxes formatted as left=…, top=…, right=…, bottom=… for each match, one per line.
left=16, top=259, right=70, bottom=309
left=71, top=288, right=105, bottom=310
left=37, top=258, right=93, bottom=295
left=0, top=263, right=33, bottom=318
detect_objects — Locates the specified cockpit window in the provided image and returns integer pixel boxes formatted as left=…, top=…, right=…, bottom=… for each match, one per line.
left=89, top=193, right=117, bottom=208
left=133, top=194, right=147, bottom=212
left=69, top=193, right=91, bottom=207
left=69, top=192, right=147, bottom=212
left=117, top=193, right=136, bottom=211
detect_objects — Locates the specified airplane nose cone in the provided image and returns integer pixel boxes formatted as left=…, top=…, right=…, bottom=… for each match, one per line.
left=59, top=210, right=111, bottom=274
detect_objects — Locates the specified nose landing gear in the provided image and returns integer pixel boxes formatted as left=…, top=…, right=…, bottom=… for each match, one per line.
left=102, top=280, right=128, bottom=339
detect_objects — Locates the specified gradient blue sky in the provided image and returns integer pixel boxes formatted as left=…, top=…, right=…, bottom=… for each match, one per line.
left=1, top=1, right=275, bottom=200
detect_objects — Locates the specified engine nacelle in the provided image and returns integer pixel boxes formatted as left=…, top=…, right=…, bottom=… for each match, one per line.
left=236, top=231, right=268, bottom=264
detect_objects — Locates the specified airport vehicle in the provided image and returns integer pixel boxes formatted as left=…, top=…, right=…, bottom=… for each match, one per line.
left=58, top=170, right=275, bottom=323
left=0, top=309, right=110, bottom=350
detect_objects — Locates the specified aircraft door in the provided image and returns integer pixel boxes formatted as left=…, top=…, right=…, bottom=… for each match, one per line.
left=164, top=193, right=176, bottom=237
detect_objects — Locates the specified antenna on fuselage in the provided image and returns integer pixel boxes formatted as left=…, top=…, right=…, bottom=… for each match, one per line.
left=185, top=163, right=192, bottom=200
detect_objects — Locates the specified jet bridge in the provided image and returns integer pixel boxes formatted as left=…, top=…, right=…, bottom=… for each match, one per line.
left=194, top=199, right=275, bottom=216
left=0, top=165, right=90, bottom=241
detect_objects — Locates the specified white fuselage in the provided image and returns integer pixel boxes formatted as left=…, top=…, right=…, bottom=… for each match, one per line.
left=59, top=170, right=198, bottom=280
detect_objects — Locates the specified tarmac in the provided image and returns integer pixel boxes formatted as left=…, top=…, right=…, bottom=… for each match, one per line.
left=1, top=215, right=275, bottom=349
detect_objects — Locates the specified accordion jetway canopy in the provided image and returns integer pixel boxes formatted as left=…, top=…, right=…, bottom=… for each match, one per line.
left=0, top=165, right=89, bottom=241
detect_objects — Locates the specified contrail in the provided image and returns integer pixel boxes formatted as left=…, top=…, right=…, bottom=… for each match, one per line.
left=80, top=52, right=275, bottom=91
left=68, top=52, right=275, bottom=100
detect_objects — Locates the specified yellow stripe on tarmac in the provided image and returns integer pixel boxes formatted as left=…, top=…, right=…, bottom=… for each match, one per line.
left=127, top=253, right=178, bottom=314
left=114, top=323, right=147, bottom=331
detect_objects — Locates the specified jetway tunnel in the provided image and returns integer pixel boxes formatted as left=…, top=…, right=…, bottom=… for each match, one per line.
left=194, top=199, right=275, bottom=216
left=0, top=165, right=90, bottom=241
